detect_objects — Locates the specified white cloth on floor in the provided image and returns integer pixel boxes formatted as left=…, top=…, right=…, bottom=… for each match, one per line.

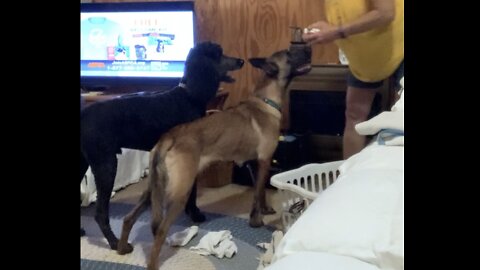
left=189, top=230, right=238, bottom=259
left=257, top=230, right=284, bottom=270
left=166, top=226, right=199, bottom=247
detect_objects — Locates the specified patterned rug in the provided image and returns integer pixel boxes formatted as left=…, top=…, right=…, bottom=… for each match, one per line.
left=81, top=203, right=275, bottom=270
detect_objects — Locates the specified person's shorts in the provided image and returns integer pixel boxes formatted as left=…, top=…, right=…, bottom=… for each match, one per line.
left=347, top=60, right=404, bottom=90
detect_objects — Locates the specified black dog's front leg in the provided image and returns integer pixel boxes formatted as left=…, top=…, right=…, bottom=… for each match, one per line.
left=184, top=181, right=206, bottom=222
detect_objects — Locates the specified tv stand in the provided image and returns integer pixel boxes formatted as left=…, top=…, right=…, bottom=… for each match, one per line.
left=81, top=92, right=121, bottom=106
left=82, top=86, right=110, bottom=92
left=81, top=82, right=178, bottom=95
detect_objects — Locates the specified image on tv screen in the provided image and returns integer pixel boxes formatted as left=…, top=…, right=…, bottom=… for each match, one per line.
left=81, top=11, right=195, bottom=78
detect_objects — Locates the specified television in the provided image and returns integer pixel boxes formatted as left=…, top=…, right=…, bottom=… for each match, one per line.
left=80, top=1, right=196, bottom=91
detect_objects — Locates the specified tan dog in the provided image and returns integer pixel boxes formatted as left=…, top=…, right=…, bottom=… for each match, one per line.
left=117, top=44, right=312, bottom=270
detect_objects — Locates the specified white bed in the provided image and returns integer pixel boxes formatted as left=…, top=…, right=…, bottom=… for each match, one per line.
left=266, top=80, right=404, bottom=270
left=80, top=148, right=150, bottom=206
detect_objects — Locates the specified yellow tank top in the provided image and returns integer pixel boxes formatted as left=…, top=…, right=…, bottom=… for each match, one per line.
left=325, top=0, right=404, bottom=82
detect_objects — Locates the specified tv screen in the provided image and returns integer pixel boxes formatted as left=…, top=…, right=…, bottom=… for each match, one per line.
left=80, top=2, right=195, bottom=89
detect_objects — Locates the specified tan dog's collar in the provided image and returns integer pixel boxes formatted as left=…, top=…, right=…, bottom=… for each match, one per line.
left=252, top=97, right=282, bottom=119
left=261, top=97, right=281, bottom=113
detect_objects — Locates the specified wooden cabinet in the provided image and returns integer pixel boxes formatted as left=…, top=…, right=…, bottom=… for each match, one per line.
left=283, top=65, right=395, bottom=162
left=284, top=65, right=394, bottom=131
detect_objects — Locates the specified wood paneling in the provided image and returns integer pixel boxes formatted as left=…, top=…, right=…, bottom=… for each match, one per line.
left=92, top=0, right=339, bottom=106
left=194, top=0, right=339, bottom=107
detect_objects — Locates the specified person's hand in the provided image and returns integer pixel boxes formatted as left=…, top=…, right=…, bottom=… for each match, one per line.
left=302, top=21, right=341, bottom=45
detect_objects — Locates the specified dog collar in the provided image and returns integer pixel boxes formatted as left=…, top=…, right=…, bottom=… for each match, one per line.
left=262, top=98, right=282, bottom=113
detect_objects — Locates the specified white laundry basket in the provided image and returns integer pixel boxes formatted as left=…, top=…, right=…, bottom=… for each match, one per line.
left=270, top=161, right=344, bottom=231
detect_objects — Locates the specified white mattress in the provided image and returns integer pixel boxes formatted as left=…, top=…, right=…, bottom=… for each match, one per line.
left=266, top=251, right=380, bottom=270
left=268, top=143, right=403, bottom=270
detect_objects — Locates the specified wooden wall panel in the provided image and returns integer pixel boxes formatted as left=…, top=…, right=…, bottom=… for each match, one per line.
left=91, top=0, right=339, bottom=106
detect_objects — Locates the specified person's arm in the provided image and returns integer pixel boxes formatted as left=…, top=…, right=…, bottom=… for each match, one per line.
left=302, top=0, right=395, bottom=44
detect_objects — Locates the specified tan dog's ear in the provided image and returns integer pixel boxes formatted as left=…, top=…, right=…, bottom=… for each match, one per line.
left=249, top=58, right=279, bottom=77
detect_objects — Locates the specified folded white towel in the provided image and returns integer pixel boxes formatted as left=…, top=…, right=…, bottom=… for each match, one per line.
left=189, top=230, right=238, bottom=259
left=166, top=226, right=199, bottom=247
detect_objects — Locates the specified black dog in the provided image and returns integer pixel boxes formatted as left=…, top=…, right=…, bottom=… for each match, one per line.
left=80, top=41, right=244, bottom=250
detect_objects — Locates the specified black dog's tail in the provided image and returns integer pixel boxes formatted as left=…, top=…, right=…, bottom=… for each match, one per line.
left=148, top=136, right=174, bottom=235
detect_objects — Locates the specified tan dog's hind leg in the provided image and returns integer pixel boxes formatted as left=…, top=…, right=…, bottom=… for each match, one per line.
left=148, top=151, right=198, bottom=270
left=117, top=190, right=151, bottom=254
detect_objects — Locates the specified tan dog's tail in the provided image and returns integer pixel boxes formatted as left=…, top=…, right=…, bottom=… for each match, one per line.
left=150, top=135, right=174, bottom=182
left=149, top=136, right=174, bottom=235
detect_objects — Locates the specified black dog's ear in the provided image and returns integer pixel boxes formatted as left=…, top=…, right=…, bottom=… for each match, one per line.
left=249, top=58, right=279, bottom=77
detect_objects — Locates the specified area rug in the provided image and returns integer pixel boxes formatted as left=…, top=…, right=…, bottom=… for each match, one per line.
left=81, top=203, right=275, bottom=270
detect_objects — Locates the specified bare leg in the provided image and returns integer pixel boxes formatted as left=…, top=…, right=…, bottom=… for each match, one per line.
left=342, top=86, right=377, bottom=159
